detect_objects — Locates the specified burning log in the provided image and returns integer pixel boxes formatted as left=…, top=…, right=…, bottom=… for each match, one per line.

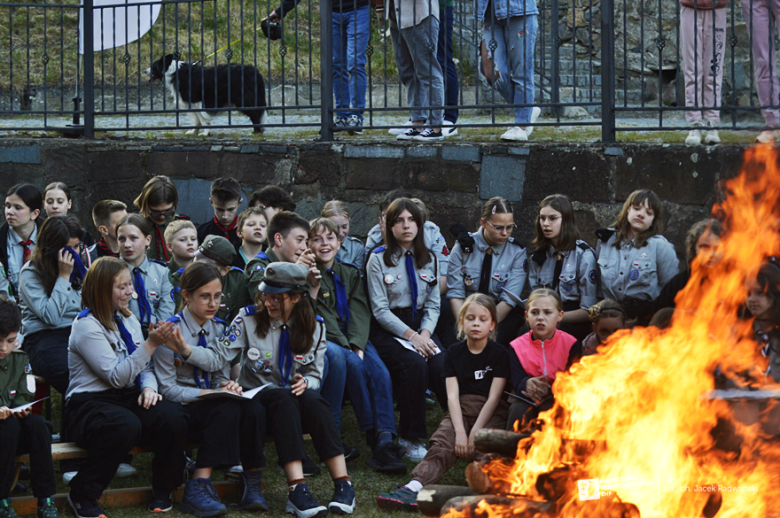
left=534, top=464, right=588, bottom=502
left=473, top=429, right=529, bottom=457
left=417, top=485, right=477, bottom=517
left=465, top=461, right=516, bottom=495
left=440, top=495, right=553, bottom=517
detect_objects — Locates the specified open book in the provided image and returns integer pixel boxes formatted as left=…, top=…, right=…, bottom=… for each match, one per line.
left=197, top=383, right=272, bottom=401
left=394, top=337, right=441, bottom=356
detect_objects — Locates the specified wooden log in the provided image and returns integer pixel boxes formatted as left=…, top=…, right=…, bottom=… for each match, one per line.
left=465, top=460, right=515, bottom=495
left=417, top=485, right=477, bottom=517
left=535, top=464, right=587, bottom=502
left=473, top=429, right=529, bottom=457
left=440, top=495, right=553, bottom=517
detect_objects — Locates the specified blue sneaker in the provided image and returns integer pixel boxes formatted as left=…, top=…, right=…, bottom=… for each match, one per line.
left=37, top=498, right=60, bottom=518
left=0, top=499, right=19, bottom=518
left=240, top=471, right=269, bottom=512
left=328, top=479, right=355, bottom=515
left=286, top=483, right=328, bottom=518
left=179, top=479, right=227, bottom=517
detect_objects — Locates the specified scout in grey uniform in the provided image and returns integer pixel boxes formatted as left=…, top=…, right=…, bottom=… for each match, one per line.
left=364, top=220, right=450, bottom=279
left=184, top=262, right=355, bottom=517
left=366, top=198, right=447, bottom=461
left=338, top=236, right=366, bottom=269
left=125, top=256, right=175, bottom=335
left=65, top=256, right=188, bottom=518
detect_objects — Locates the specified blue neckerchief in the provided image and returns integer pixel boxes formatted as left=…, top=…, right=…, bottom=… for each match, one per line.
left=115, top=314, right=141, bottom=391
left=193, top=330, right=210, bottom=389
left=405, top=251, right=418, bottom=319
left=327, top=268, right=350, bottom=326
left=278, top=323, right=293, bottom=387
left=132, top=266, right=152, bottom=327
left=64, top=246, right=88, bottom=283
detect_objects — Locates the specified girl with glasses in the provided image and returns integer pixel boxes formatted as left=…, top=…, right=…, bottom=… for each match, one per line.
left=153, top=261, right=268, bottom=517
left=446, top=197, right=528, bottom=346
left=528, top=194, right=598, bottom=340
left=133, top=175, right=189, bottom=262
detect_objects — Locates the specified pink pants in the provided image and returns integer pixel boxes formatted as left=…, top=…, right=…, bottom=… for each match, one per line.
left=680, top=6, right=726, bottom=122
left=741, top=0, right=780, bottom=126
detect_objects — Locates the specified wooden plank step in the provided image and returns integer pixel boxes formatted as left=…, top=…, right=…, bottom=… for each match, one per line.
left=10, top=481, right=240, bottom=516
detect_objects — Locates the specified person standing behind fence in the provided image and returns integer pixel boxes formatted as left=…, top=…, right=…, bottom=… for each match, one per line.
left=741, top=0, right=780, bottom=143
left=387, top=0, right=447, bottom=141
left=478, top=0, right=540, bottom=141
left=681, top=0, right=726, bottom=146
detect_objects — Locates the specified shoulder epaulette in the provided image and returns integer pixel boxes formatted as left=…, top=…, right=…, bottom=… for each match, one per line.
left=507, top=237, right=525, bottom=249
left=338, top=259, right=360, bottom=271
left=214, top=317, right=227, bottom=325
left=244, top=305, right=258, bottom=316
left=151, top=259, right=168, bottom=267
left=176, top=267, right=185, bottom=275
left=231, top=266, right=244, bottom=274
left=315, top=315, right=324, bottom=323
left=531, top=249, right=547, bottom=266
left=595, top=228, right=616, bottom=243
left=254, top=251, right=269, bottom=261
left=576, top=240, right=594, bottom=251
left=77, top=308, right=92, bottom=319
left=167, top=315, right=181, bottom=324
left=372, top=246, right=386, bottom=254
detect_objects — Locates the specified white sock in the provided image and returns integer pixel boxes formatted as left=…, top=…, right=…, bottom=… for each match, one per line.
left=405, top=480, right=423, bottom=493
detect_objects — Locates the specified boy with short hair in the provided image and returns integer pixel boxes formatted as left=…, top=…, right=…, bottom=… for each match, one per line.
left=197, top=178, right=244, bottom=251
left=234, top=207, right=269, bottom=270
left=87, top=200, right=128, bottom=263
left=164, top=220, right=198, bottom=278
left=247, top=186, right=296, bottom=225
left=0, top=297, right=60, bottom=518
left=308, top=218, right=406, bottom=474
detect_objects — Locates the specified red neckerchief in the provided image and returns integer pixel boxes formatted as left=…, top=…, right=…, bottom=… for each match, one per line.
left=213, top=216, right=238, bottom=238
left=155, top=225, right=170, bottom=261
left=97, top=237, right=119, bottom=258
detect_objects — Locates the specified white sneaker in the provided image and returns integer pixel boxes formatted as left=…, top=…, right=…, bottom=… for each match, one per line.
left=501, top=126, right=528, bottom=141
left=525, top=106, right=542, bottom=137
left=229, top=464, right=244, bottom=474
left=398, top=438, right=427, bottom=463
left=685, top=128, right=702, bottom=146
left=62, top=471, right=77, bottom=484
left=442, top=120, right=458, bottom=137
left=388, top=120, right=413, bottom=136
left=115, top=463, right=138, bottom=478
left=756, top=130, right=780, bottom=143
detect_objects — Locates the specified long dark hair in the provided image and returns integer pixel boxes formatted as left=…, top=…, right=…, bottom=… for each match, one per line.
left=745, top=263, right=780, bottom=326
left=613, top=189, right=665, bottom=249
left=532, top=194, right=580, bottom=252
left=179, top=261, right=223, bottom=313
left=29, top=215, right=83, bottom=295
left=6, top=183, right=43, bottom=214
left=252, top=290, right=316, bottom=354
left=383, top=198, right=431, bottom=269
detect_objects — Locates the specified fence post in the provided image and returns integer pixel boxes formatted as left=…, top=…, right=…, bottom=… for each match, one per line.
left=320, top=0, right=333, bottom=141
left=82, top=0, right=95, bottom=138
left=600, top=0, right=615, bottom=142
left=550, top=0, right=561, bottom=117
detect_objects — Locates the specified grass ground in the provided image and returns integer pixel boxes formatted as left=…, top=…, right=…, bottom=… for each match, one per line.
left=25, top=390, right=468, bottom=518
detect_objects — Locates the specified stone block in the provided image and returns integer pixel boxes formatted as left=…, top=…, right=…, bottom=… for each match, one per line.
left=401, top=161, right=479, bottom=192
left=85, top=150, right=145, bottom=182
left=406, top=146, right=438, bottom=158
left=147, top=151, right=221, bottom=179
left=0, top=145, right=41, bottom=164
left=344, top=145, right=404, bottom=159
left=297, top=149, right=342, bottom=186
left=442, top=145, right=481, bottom=162
left=43, top=147, right=86, bottom=184
left=345, top=159, right=400, bottom=189
left=524, top=148, right=610, bottom=202
left=219, top=153, right=279, bottom=185
left=480, top=155, right=526, bottom=201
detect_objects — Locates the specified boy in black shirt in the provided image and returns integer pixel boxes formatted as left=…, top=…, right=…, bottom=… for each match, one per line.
left=377, top=294, right=509, bottom=513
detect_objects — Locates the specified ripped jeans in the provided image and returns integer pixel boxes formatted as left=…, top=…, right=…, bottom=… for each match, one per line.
left=481, top=14, right=538, bottom=124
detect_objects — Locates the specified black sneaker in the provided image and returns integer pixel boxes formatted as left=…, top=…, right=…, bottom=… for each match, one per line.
left=286, top=483, right=328, bottom=518
left=67, top=493, right=106, bottom=518
left=412, top=128, right=444, bottom=141
left=148, top=491, right=173, bottom=513
left=37, top=498, right=60, bottom=518
left=333, top=118, right=349, bottom=133
left=0, top=499, right=19, bottom=518
left=343, top=443, right=360, bottom=463
left=367, top=443, right=407, bottom=474
left=302, top=455, right=321, bottom=477
left=328, top=480, right=355, bottom=515
left=396, top=127, right=421, bottom=140
left=346, top=115, right=363, bottom=135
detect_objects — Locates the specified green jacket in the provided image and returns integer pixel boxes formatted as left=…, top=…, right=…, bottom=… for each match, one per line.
left=313, top=261, right=370, bottom=351
left=0, top=349, right=35, bottom=408
left=244, top=249, right=280, bottom=299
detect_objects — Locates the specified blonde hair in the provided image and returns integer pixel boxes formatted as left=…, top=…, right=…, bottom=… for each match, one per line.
left=456, top=293, right=498, bottom=340
left=321, top=200, right=350, bottom=219
left=526, top=288, right=563, bottom=312
left=164, top=219, right=196, bottom=243
left=82, top=257, right=131, bottom=331
left=587, top=299, right=627, bottom=324
left=410, top=198, right=429, bottom=221
left=309, top=217, right=339, bottom=239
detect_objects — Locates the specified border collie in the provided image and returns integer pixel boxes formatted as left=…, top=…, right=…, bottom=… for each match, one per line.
left=145, top=53, right=267, bottom=136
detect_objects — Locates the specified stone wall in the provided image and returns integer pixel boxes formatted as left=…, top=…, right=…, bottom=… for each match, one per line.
left=0, top=139, right=755, bottom=260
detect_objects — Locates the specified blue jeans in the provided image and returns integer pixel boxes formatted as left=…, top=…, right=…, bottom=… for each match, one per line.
left=437, top=5, right=459, bottom=124
left=482, top=14, right=538, bottom=124
left=332, top=6, right=370, bottom=121
left=321, top=341, right=397, bottom=437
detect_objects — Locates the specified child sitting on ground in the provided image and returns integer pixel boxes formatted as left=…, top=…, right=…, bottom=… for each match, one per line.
left=507, top=289, right=581, bottom=431
left=582, top=299, right=627, bottom=356
left=0, top=297, right=60, bottom=518
left=165, top=220, right=198, bottom=279
left=376, top=294, right=509, bottom=513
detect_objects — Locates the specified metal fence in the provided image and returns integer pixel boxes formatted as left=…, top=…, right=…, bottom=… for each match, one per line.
left=0, top=0, right=778, bottom=141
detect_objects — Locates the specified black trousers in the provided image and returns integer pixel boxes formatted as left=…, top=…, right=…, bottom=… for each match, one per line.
left=506, top=397, right=555, bottom=431
left=0, top=415, right=56, bottom=499
left=66, top=390, right=188, bottom=500
left=23, top=328, right=71, bottom=395
left=434, top=301, right=458, bottom=349
left=496, top=304, right=526, bottom=347
left=254, top=387, right=342, bottom=468
left=185, top=398, right=266, bottom=470
left=371, top=312, right=447, bottom=441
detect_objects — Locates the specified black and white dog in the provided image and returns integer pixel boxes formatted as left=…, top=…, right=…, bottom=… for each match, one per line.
left=145, top=53, right=267, bottom=135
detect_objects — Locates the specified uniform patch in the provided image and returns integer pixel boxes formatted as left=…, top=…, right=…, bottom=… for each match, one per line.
left=441, top=245, right=449, bottom=257
left=384, top=274, right=394, bottom=285
left=629, top=269, right=640, bottom=281
left=10, top=390, right=16, bottom=397
left=266, top=351, right=273, bottom=358
left=24, top=364, right=31, bottom=374
left=234, top=328, right=242, bottom=337
left=465, top=277, right=473, bottom=286
left=229, top=334, right=237, bottom=342
left=253, top=264, right=265, bottom=272
left=234, top=317, right=243, bottom=325
left=561, top=281, right=574, bottom=292
left=247, top=348, right=261, bottom=361
left=26, top=374, right=36, bottom=393
left=295, top=355, right=304, bottom=361
left=588, top=270, right=597, bottom=284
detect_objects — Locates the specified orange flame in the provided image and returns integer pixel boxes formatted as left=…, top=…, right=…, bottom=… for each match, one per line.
left=444, top=145, right=780, bottom=518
